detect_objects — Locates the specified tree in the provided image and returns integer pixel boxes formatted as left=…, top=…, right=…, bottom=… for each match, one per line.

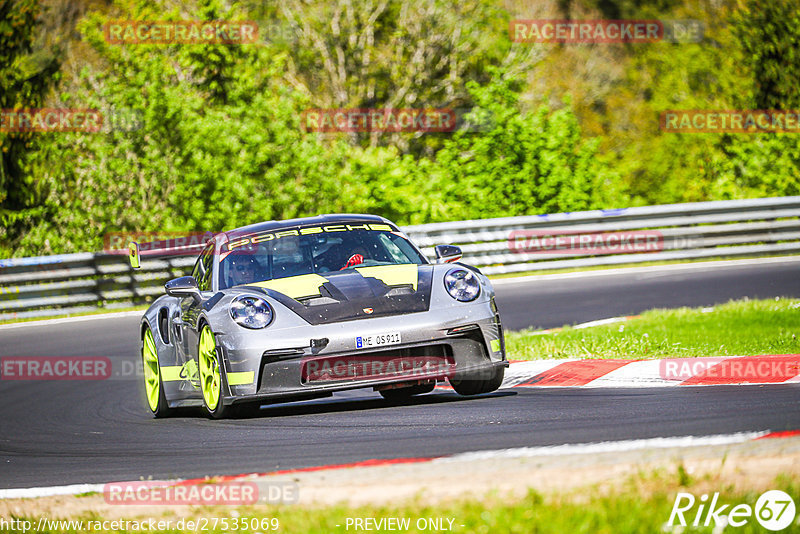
left=732, top=0, right=800, bottom=110
left=268, top=0, right=541, bottom=155
left=430, top=75, right=622, bottom=219
left=0, top=0, right=61, bottom=251
left=15, top=0, right=373, bottom=254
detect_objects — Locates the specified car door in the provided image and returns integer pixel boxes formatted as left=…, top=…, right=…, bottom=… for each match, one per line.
left=179, top=241, right=215, bottom=388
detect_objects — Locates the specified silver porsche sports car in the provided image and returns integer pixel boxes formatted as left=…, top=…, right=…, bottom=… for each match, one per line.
left=133, top=214, right=507, bottom=418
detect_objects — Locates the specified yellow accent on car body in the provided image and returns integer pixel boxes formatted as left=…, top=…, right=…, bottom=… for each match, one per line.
left=356, top=264, right=418, bottom=291
left=250, top=264, right=419, bottom=301
left=227, top=371, right=255, bottom=386
left=160, top=366, right=183, bottom=382
left=251, top=273, right=328, bottom=299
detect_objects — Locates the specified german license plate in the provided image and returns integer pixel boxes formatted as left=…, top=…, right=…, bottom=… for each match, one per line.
left=355, top=332, right=401, bottom=349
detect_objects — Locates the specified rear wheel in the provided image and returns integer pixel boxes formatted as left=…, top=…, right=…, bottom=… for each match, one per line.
left=450, top=366, right=505, bottom=396
left=198, top=325, right=233, bottom=419
left=142, top=327, right=173, bottom=417
left=379, top=381, right=436, bottom=401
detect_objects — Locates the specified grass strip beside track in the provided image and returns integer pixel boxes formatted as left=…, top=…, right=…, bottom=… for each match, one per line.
left=505, top=297, right=800, bottom=360
left=1, top=475, right=796, bottom=533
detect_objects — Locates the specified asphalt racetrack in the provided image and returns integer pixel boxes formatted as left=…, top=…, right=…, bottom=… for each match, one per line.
left=1, top=259, right=798, bottom=489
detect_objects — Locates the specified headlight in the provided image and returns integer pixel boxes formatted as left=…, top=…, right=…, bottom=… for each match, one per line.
left=444, top=268, right=480, bottom=302
left=230, top=296, right=273, bottom=329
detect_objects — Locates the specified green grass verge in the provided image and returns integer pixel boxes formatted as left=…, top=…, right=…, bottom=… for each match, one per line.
left=505, top=297, right=800, bottom=360
left=3, top=474, right=797, bottom=533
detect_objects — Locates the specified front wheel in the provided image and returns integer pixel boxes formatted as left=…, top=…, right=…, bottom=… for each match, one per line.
left=450, top=366, right=505, bottom=396
left=198, top=325, right=233, bottom=419
left=142, top=327, right=173, bottom=417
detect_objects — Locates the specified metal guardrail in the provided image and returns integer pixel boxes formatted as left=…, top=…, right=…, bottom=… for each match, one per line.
left=1, top=197, right=798, bottom=320
left=404, top=196, right=800, bottom=275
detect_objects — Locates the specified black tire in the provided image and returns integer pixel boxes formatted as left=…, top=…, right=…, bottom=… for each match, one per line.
left=450, top=366, right=505, bottom=396
left=379, top=382, right=436, bottom=401
left=205, top=393, right=235, bottom=419
left=151, top=380, right=173, bottom=418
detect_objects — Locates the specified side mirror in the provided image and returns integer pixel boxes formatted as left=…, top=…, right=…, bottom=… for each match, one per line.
left=434, top=244, right=462, bottom=264
left=129, top=242, right=140, bottom=269
left=165, top=276, right=202, bottom=303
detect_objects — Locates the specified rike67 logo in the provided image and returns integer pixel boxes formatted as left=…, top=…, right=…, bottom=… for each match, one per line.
left=668, top=490, right=796, bottom=531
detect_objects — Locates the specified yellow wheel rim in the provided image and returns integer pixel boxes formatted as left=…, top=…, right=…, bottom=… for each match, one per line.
left=198, top=326, right=221, bottom=411
left=142, top=329, right=160, bottom=412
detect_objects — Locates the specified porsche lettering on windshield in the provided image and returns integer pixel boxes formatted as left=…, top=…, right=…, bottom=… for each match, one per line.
left=224, top=223, right=393, bottom=252
left=218, top=224, right=427, bottom=289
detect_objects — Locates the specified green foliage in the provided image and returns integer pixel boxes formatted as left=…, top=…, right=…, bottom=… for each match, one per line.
left=3, top=0, right=800, bottom=257
left=0, top=0, right=61, bottom=249
left=732, top=0, right=800, bottom=110
left=719, top=134, right=800, bottom=197
left=719, top=0, right=800, bottom=199
left=431, top=76, right=621, bottom=219
left=7, top=0, right=607, bottom=256
left=615, top=23, right=752, bottom=203
left=257, top=0, right=536, bottom=157
left=584, top=0, right=800, bottom=205
left=19, top=1, right=354, bottom=253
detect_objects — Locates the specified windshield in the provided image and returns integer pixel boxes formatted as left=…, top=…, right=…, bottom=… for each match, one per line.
left=218, top=225, right=427, bottom=289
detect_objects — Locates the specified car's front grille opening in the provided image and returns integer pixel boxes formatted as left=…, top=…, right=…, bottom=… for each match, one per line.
left=299, top=344, right=454, bottom=385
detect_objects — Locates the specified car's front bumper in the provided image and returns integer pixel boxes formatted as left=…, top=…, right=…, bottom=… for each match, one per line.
left=214, top=301, right=505, bottom=405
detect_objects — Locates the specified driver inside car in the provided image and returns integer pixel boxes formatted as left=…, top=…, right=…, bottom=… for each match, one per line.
left=228, top=256, right=259, bottom=286
left=341, top=245, right=369, bottom=270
